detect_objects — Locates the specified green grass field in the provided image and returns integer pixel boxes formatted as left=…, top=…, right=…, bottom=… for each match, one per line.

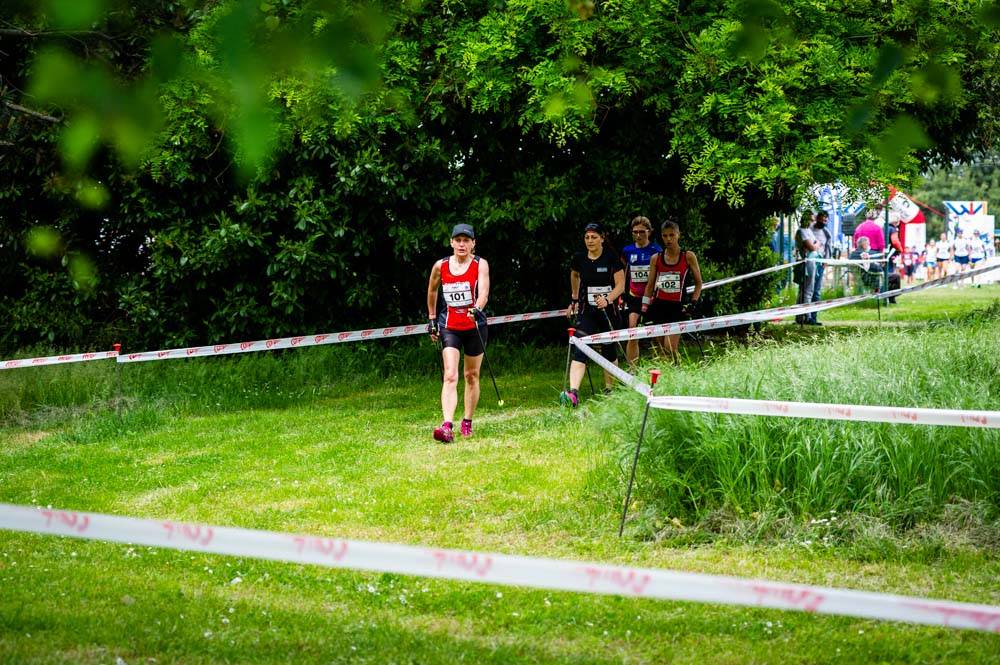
left=766, top=275, right=1000, bottom=325
left=818, top=282, right=1000, bottom=323
left=2, top=290, right=999, bottom=663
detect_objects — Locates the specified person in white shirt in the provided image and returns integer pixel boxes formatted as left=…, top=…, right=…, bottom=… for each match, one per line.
left=969, top=233, right=986, bottom=267
left=952, top=229, right=970, bottom=274
left=935, top=233, right=951, bottom=279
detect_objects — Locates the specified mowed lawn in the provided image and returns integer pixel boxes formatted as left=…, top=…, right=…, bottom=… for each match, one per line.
left=2, top=315, right=1000, bottom=662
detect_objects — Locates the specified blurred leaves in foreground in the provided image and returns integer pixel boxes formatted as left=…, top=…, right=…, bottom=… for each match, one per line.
left=22, top=0, right=387, bottom=178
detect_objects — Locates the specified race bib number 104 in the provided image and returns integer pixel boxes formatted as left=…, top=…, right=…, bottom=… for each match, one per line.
left=630, top=265, right=650, bottom=283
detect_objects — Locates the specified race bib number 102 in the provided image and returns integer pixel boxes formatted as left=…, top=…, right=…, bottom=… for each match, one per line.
left=656, top=271, right=681, bottom=294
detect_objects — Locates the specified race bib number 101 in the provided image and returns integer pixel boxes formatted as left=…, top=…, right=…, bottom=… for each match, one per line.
left=443, top=282, right=473, bottom=307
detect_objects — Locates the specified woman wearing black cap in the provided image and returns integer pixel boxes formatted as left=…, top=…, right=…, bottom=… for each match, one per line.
left=560, top=223, right=625, bottom=407
left=426, top=223, right=491, bottom=443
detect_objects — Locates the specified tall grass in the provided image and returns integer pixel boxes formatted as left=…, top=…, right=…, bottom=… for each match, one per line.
left=596, top=304, right=1000, bottom=537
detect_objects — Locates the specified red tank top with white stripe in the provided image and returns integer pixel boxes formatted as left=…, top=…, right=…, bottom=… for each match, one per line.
left=653, top=250, right=688, bottom=302
left=441, top=256, right=479, bottom=331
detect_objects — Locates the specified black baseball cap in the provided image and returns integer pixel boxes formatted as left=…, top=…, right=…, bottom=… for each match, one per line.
left=451, top=223, right=475, bottom=238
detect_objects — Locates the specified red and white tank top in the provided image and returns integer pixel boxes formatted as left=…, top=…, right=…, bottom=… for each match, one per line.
left=653, top=250, right=688, bottom=302
left=441, top=256, right=479, bottom=331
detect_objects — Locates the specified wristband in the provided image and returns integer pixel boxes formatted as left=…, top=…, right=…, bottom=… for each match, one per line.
left=641, top=296, right=651, bottom=305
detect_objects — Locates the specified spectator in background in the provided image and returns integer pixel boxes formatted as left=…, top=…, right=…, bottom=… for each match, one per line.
left=793, top=211, right=819, bottom=325
left=885, top=217, right=903, bottom=302
left=849, top=235, right=882, bottom=292
left=768, top=217, right=780, bottom=254
left=902, top=245, right=918, bottom=285
left=935, top=232, right=951, bottom=279
left=952, top=228, right=970, bottom=275
left=768, top=216, right=789, bottom=292
left=924, top=239, right=937, bottom=280
left=969, top=231, right=986, bottom=268
left=806, top=210, right=833, bottom=325
left=854, top=209, right=886, bottom=253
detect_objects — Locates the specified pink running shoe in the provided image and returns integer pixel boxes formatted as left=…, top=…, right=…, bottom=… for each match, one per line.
left=559, top=389, right=579, bottom=408
left=460, top=419, right=473, bottom=437
left=433, top=422, right=454, bottom=443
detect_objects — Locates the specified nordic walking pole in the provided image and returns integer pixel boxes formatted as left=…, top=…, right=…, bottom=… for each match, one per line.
left=600, top=306, right=627, bottom=361
left=564, top=327, right=575, bottom=393
left=472, top=311, right=503, bottom=406
left=113, top=342, right=122, bottom=416
left=585, top=363, right=597, bottom=396
left=619, top=369, right=661, bottom=537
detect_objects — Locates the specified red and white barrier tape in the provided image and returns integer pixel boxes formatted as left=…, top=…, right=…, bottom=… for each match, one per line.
left=813, top=257, right=890, bottom=267
left=581, top=292, right=870, bottom=344
left=0, top=350, right=118, bottom=371
left=568, top=337, right=650, bottom=397
left=117, top=309, right=566, bottom=364
left=689, top=257, right=889, bottom=294
left=691, top=260, right=801, bottom=293
left=7, top=260, right=994, bottom=369
left=1, top=503, right=997, bottom=632
left=570, top=337, right=998, bottom=428
left=583, top=261, right=1000, bottom=345
left=648, top=396, right=999, bottom=429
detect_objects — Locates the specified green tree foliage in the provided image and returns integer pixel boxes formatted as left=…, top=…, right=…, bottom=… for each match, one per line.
left=1, top=0, right=998, bottom=352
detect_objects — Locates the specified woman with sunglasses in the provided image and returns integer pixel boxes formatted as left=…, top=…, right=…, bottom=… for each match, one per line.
left=620, top=215, right=661, bottom=365
left=560, top=223, right=626, bottom=407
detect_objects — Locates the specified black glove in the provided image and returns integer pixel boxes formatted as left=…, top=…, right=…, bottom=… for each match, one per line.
left=428, top=319, right=439, bottom=337
left=683, top=300, right=699, bottom=318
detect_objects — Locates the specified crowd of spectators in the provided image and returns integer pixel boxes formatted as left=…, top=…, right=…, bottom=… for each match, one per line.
left=781, top=209, right=996, bottom=322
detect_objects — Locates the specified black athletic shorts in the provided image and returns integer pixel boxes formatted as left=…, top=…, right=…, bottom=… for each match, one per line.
left=622, top=294, right=643, bottom=318
left=646, top=299, right=685, bottom=325
left=571, top=305, right=620, bottom=364
left=440, top=322, right=487, bottom=356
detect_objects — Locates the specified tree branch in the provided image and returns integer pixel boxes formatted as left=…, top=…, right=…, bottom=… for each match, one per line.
left=3, top=100, right=62, bottom=124
left=0, top=27, right=115, bottom=42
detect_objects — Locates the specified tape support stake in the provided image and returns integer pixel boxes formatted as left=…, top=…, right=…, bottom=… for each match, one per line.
left=1, top=503, right=998, bottom=633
